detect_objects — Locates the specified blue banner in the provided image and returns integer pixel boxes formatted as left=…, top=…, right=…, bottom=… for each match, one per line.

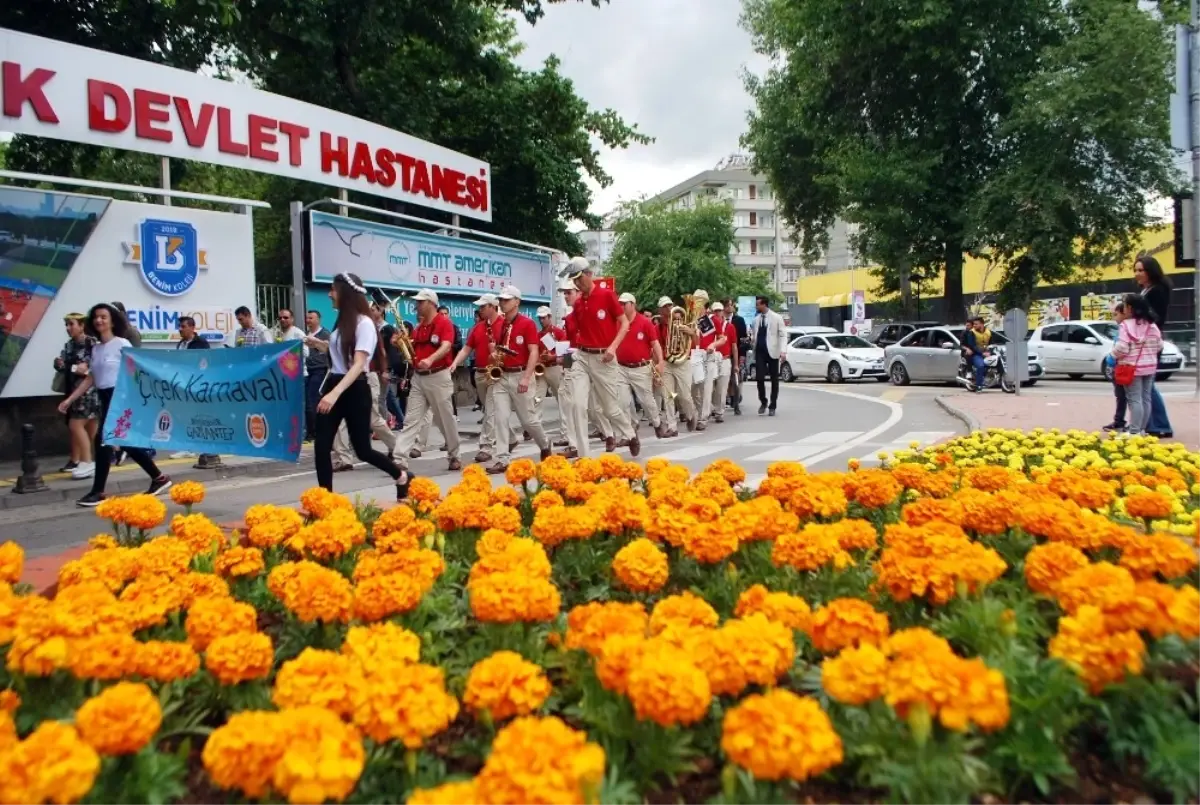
left=104, top=342, right=304, bottom=462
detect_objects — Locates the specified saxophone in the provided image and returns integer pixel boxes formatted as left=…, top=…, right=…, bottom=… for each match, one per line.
left=373, top=289, right=416, bottom=362
left=666, top=297, right=696, bottom=363
left=486, top=317, right=514, bottom=383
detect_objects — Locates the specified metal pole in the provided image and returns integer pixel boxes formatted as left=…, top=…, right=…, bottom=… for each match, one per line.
left=1191, top=0, right=1200, bottom=398
left=451, top=214, right=460, bottom=238
left=289, top=201, right=306, bottom=318
left=160, top=157, right=171, bottom=207
left=337, top=188, right=348, bottom=218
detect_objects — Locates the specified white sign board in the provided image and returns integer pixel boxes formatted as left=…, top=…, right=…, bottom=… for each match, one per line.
left=0, top=28, right=492, bottom=221
left=851, top=290, right=866, bottom=322
left=0, top=185, right=255, bottom=398
left=308, top=211, right=553, bottom=302
left=843, top=318, right=872, bottom=337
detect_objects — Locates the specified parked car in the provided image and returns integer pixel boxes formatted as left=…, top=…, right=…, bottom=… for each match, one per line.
left=872, top=321, right=941, bottom=349
left=1028, top=320, right=1186, bottom=382
left=781, top=333, right=888, bottom=383
left=746, top=326, right=840, bottom=380
left=884, top=326, right=1044, bottom=386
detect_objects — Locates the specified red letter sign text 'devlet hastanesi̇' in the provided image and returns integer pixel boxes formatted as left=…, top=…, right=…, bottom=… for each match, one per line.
left=0, top=28, right=492, bottom=221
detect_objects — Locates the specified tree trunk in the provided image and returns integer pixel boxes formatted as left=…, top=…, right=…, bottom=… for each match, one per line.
left=898, top=259, right=914, bottom=320
left=943, top=244, right=965, bottom=323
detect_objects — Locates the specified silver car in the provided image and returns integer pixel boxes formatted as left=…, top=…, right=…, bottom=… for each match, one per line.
left=884, top=326, right=1044, bottom=386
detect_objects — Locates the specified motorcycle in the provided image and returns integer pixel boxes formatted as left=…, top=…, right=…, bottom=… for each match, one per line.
left=957, top=348, right=1016, bottom=394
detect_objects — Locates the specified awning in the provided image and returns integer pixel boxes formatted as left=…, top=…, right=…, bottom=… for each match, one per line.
left=816, top=293, right=851, bottom=308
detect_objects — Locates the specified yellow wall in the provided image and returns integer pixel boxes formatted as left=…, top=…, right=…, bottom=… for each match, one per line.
left=796, top=225, right=1188, bottom=304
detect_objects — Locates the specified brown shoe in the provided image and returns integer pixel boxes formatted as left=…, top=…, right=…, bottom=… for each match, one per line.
left=486, top=462, right=508, bottom=475
left=540, top=447, right=552, bottom=460
left=409, top=449, right=422, bottom=459
left=629, top=436, right=641, bottom=457
left=509, top=441, right=518, bottom=453
left=714, top=415, right=724, bottom=424
left=447, top=458, right=462, bottom=471
left=475, top=451, right=493, bottom=463
left=666, top=429, right=679, bottom=438
left=605, top=437, right=616, bottom=452
left=654, top=424, right=666, bottom=438
left=553, top=438, right=570, bottom=447
left=332, top=463, right=353, bottom=473
left=523, top=430, right=532, bottom=441
left=557, top=447, right=579, bottom=459
left=696, top=422, right=707, bottom=431
left=686, top=418, right=696, bottom=432
left=589, top=430, right=602, bottom=440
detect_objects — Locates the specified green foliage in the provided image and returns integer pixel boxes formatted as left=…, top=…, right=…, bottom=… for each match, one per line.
left=605, top=201, right=778, bottom=307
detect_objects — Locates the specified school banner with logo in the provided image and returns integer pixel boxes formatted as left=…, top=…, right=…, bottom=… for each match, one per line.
left=103, top=342, right=304, bottom=461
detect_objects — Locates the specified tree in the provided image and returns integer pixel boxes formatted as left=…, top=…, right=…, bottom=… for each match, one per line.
left=741, top=0, right=1177, bottom=321
left=605, top=201, right=777, bottom=307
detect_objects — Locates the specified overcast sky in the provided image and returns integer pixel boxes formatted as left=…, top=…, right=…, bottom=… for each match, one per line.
left=514, top=0, right=766, bottom=220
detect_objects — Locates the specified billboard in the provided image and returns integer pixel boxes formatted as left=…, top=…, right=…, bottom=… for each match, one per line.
left=304, top=287, right=539, bottom=335
left=308, top=211, right=553, bottom=302
left=0, top=186, right=256, bottom=398
left=0, top=28, right=492, bottom=221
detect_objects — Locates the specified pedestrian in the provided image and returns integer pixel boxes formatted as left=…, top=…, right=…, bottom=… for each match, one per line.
left=1110, top=293, right=1162, bottom=436
left=62, top=303, right=172, bottom=507
left=233, top=306, right=273, bottom=346
left=1133, top=255, right=1174, bottom=438
left=173, top=316, right=220, bottom=465
left=108, top=301, right=141, bottom=466
left=303, top=310, right=331, bottom=442
left=724, top=298, right=747, bottom=415
left=392, top=289, right=463, bottom=472
left=53, top=313, right=99, bottom=479
left=1103, top=301, right=1130, bottom=432
left=748, top=295, right=786, bottom=416
left=330, top=303, right=399, bottom=472
left=312, top=272, right=409, bottom=498
left=448, top=294, right=504, bottom=463
left=375, top=305, right=406, bottom=429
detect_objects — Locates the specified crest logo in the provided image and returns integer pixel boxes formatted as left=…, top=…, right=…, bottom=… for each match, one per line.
left=151, top=410, right=174, bottom=443
left=124, top=219, right=208, bottom=297
left=246, top=413, right=269, bottom=448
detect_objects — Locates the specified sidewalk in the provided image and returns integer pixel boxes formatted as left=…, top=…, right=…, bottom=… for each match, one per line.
left=938, top=390, right=1199, bottom=450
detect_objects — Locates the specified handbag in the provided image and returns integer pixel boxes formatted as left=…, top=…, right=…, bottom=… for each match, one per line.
left=1113, top=331, right=1147, bottom=387
left=51, top=370, right=67, bottom=394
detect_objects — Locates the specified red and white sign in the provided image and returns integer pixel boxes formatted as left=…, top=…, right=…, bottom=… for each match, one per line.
left=0, top=28, right=493, bottom=221
left=594, top=277, right=615, bottom=293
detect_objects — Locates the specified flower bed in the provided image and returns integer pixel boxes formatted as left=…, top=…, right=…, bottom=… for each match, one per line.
left=0, top=429, right=1197, bottom=804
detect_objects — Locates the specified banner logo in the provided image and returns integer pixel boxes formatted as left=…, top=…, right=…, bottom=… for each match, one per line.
left=124, top=219, right=209, bottom=297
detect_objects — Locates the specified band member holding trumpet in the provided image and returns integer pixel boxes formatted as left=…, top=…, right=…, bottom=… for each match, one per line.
left=535, top=306, right=569, bottom=447
left=392, top=289, right=462, bottom=472
left=699, top=300, right=735, bottom=425
left=562, top=257, right=639, bottom=457
left=448, top=293, right=506, bottom=463
left=616, top=292, right=667, bottom=440
left=658, top=296, right=698, bottom=434
left=484, top=285, right=552, bottom=473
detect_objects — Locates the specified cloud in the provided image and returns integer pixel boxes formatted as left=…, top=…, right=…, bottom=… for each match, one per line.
left=514, top=0, right=765, bottom=221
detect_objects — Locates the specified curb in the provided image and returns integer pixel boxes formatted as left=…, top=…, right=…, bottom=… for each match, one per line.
left=935, top=395, right=981, bottom=433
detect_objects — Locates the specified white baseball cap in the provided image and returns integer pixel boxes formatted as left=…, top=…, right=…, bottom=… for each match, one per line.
left=536, top=305, right=552, bottom=318
left=561, top=255, right=591, bottom=279
left=412, top=288, right=439, bottom=305
left=473, top=293, right=499, bottom=307
left=498, top=285, right=522, bottom=300
left=618, top=292, right=636, bottom=304
left=711, top=302, right=725, bottom=312
left=558, top=278, right=576, bottom=291
left=657, top=295, right=673, bottom=308
left=693, top=289, right=710, bottom=301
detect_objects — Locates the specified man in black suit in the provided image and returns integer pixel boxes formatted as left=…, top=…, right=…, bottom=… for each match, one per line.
left=723, top=298, right=747, bottom=415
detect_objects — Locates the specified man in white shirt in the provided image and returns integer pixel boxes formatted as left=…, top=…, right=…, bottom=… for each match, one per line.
left=748, top=295, right=788, bottom=416
left=234, top=306, right=274, bottom=346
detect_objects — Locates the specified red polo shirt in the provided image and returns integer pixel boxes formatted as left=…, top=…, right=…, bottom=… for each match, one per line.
left=656, top=313, right=671, bottom=348
left=563, top=312, right=577, bottom=346
left=466, top=319, right=493, bottom=367
left=540, top=325, right=567, bottom=364
left=700, top=316, right=733, bottom=358
left=412, top=313, right=454, bottom=370
left=616, top=315, right=656, bottom=364
left=492, top=313, right=539, bottom=369
left=571, top=286, right=622, bottom=349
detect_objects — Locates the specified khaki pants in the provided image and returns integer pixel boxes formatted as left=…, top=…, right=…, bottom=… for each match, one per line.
left=394, top=369, right=460, bottom=467
left=559, top=360, right=581, bottom=451
left=700, top=354, right=732, bottom=423
left=334, top=372, right=396, bottom=465
left=475, top=372, right=497, bottom=454
left=619, top=364, right=661, bottom=429
left=492, top=371, right=548, bottom=462
left=661, top=359, right=697, bottom=430
left=535, top=365, right=564, bottom=441
left=415, top=407, right=432, bottom=451
left=569, top=351, right=634, bottom=457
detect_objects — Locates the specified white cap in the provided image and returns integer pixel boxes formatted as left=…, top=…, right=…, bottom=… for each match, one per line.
left=536, top=305, right=552, bottom=318
left=618, top=292, right=636, bottom=304
left=558, top=278, right=576, bottom=291
left=693, top=289, right=710, bottom=301
left=562, top=255, right=591, bottom=279
left=711, top=301, right=725, bottom=312
left=412, top=288, right=439, bottom=305
left=473, top=293, right=499, bottom=307
left=498, top=284, right=522, bottom=300
left=657, top=295, right=673, bottom=308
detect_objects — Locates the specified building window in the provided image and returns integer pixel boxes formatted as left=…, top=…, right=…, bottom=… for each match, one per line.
left=749, top=212, right=757, bottom=226
left=785, top=294, right=797, bottom=305
left=760, top=240, right=775, bottom=255
left=749, top=185, right=757, bottom=199
left=750, top=239, right=758, bottom=255
left=760, top=214, right=773, bottom=229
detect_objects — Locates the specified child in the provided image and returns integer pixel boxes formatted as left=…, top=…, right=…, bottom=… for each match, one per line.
left=1102, top=302, right=1127, bottom=431
left=1110, top=294, right=1162, bottom=436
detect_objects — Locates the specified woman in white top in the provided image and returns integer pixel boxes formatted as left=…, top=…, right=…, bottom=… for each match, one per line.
left=313, top=273, right=408, bottom=498
left=57, top=303, right=172, bottom=507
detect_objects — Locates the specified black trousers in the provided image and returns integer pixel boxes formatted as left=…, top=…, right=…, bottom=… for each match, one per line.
left=314, top=373, right=401, bottom=490
left=91, top=387, right=162, bottom=495
left=755, top=348, right=780, bottom=409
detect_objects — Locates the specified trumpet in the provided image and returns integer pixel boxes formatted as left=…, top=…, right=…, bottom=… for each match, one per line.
left=371, top=288, right=415, bottom=362
left=534, top=363, right=546, bottom=377
left=652, top=364, right=678, bottom=401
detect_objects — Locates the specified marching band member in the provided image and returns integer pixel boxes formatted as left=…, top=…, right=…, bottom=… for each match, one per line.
left=562, top=257, right=639, bottom=457
left=484, top=285, right=553, bottom=473
left=392, top=289, right=462, bottom=472
left=687, top=290, right=713, bottom=429
left=448, top=293, right=505, bottom=463
left=702, top=301, right=735, bottom=424
left=535, top=306, right=569, bottom=447
left=557, top=278, right=582, bottom=458
left=560, top=278, right=612, bottom=451
left=657, top=296, right=697, bottom=435
left=616, top=293, right=667, bottom=440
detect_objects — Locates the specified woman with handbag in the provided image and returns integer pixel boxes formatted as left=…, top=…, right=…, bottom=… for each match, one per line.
left=1110, top=294, right=1162, bottom=436
left=52, top=313, right=99, bottom=478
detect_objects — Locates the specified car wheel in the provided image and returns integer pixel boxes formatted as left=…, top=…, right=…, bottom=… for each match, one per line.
left=826, top=362, right=843, bottom=383
left=1068, top=373, right=1084, bottom=380
left=889, top=362, right=910, bottom=386
left=1101, top=361, right=1114, bottom=382
left=780, top=363, right=795, bottom=383
left=1156, top=372, right=1173, bottom=382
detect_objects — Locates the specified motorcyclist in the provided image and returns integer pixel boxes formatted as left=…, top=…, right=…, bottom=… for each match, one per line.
left=961, top=315, right=992, bottom=392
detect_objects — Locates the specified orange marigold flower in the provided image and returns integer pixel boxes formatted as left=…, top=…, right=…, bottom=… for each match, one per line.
left=809, top=599, right=889, bottom=654
left=353, top=572, right=427, bottom=622
left=342, top=622, right=422, bottom=667
left=1168, top=585, right=1200, bottom=640
left=463, top=650, right=552, bottom=722
left=681, top=520, right=740, bottom=564
left=901, top=497, right=965, bottom=527
left=272, top=647, right=366, bottom=719
left=1055, top=562, right=1137, bottom=616
left=468, top=572, right=561, bottom=624
left=133, top=640, right=200, bottom=683
left=474, top=716, right=605, bottom=805
left=954, top=488, right=1015, bottom=535
left=721, top=690, right=843, bottom=782
left=66, top=633, right=140, bottom=681
left=1123, top=490, right=1173, bottom=521
left=830, top=518, right=879, bottom=551
left=408, top=477, right=442, bottom=504
left=1049, top=605, right=1145, bottom=693
left=75, top=681, right=161, bottom=756
left=476, top=528, right=516, bottom=558
left=244, top=504, right=304, bottom=548
left=735, top=584, right=812, bottom=632
left=483, top=503, right=522, bottom=535
left=0, top=721, right=100, bottom=805
left=268, top=560, right=354, bottom=624
left=204, top=632, right=274, bottom=685
left=648, top=592, right=719, bottom=638
left=531, top=489, right=564, bottom=510
left=352, top=661, right=459, bottom=748
left=408, top=781, right=480, bottom=805
left=169, top=480, right=206, bottom=507
left=271, top=706, right=365, bottom=805
left=285, top=509, right=365, bottom=561
left=213, top=546, right=266, bottom=579
left=202, top=711, right=287, bottom=798
left=372, top=505, right=416, bottom=544
left=490, top=486, right=522, bottom=508
left=185, top=596, right=258, bottom=651
left=846, top=469, right=902, bottom=509
left=1024, top=543, right=1090, bottom=595
left=505, top=458, right=537, bottom=486
left=565, top=601, right=649, bottom=656
left=0, top=541, right=25, bottom=585
left=611, top=538, right=670, bottom=593
left=821, top=644, right=888, bottom=705
left=772, top=523, right=854, bottom=572
left=1119, top=533, right=1198, bottom=580
left=686, top=614, right=795, bottom=698
left=299, top=487, right=354, bottom=519
left=963, top=465, right=1017, bottom=492
left=530, top=505, right=599, bottom=548
left=0, top=689, right=19, bottom=714
left=625, top=641, right=712, bottom=727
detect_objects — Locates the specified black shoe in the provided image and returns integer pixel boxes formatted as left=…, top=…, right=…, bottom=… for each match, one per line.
left=112, top=450, right=125, bottom=467
left=396, top=470, right=412, bottom=500
left=77, top=492, right=106, bottom=508
left=59, top=461, right=78, bottom=473
left=147, top=475, right=172, bottom=496
left=733, top=406, right=742, bottom=415
left=768, top=409, right=777, bottom=417
left=758, top=405, right=767, bottom=416
left=1102, top=422, right=1125, bottom=432
left=1147, top=431, right=1173, bottom=439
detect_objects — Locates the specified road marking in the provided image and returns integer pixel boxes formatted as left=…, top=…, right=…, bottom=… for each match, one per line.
left=744, top=431, right=863, bottom=462
left=789, top=387, right=906, bottom=466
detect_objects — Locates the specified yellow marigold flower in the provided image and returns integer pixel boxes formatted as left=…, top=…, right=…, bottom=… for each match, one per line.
left=530, top=489, right=564, bottom=510
left=134, top=640, right=200, bottom=683
left=468, top=572, right=561, bottom=624
left=1124, top=489, right=1173, bottom=521
left=244, top=504, right=304, bottom=548
left=611, top=538, right=670, bottom=593
left=204, top=632, right=274, bottom=685
left=272, top=707, right=365, bottom=805
left=0, top=721, right=100, bottom=805
left=1168, top=585, right=1200, bottom=640
left=648, top=591, right=719, bottom=638
left=721, top=690, right=843, bottom=782
left=0, top=541, right=24, bottom=585
left=787, top=475, right=848, bottom=520
left=901, top=497, right=965, bottom=527
left=75, top=681, right=161, bottom=756
left=809, top=598, right=889, bottom=654
left=299, top=487, right=354, bottom=519
left=1119, top=533, right=1198, bottom=580
left=565, top=601, right=649, bottom=656
left=1024, top=543, right=1090, bottom=595
left=353, top=572, right=427, bottom=622
left=490, top=485, right=522, bottom=507
left=463, top=650, right=552, bottom=722
left=625, top=641, right=712, bottom=727
left=66, top=633, right=140, bottom=681
left=687, top=614, right=795, bottom=698
left=408, top=780, right=479, bottom=805
left=202, top=711, right=288, bottom=798
left=771, top=523, right=853, bottom=572
left=822, top=644, right=888, bottom=705
left=372, top=505, right=416, bottom=543
left=169, top=480, right=206, bottom=507
left=505, top=458, right=537, bottom=486
left=468, top=539, right=550, bottom=585
left=273, top=648, right=366, bottom=719
left=735, top=584, right=812, bottom=632
left=268, top=561, right=354, bottom=624
left=483, top=504, right=522, bottom=535
left=681, top=519, right=739, bottom=564
left=352, top=662, right=459, bottom=748
left=408, top=477, right=442, bottom=504
left=474, top=716, right=605, bottom=805
left=342, top=622, right=421, bottom=667
left=286, top=509, right=365, bottom=561
left=1055, top=562, right=1136, bottom=616
left=169, top=513, right=227, bottom=555
left=186, top=596, right=258, bottom=651
left=530, top=504, right=599, bottom=548
left=214, top=546, right=266, bottom=579
left=1049, top=605, right=1145, bottom=693
left=845, top=468, right=902, bottom=509
left=476, top=528, right=516, bottom=558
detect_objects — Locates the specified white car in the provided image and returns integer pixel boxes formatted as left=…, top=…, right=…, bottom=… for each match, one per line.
left=782, top=333, right=888, bottom=383
left=1029, top=319, right=1186, bottom=381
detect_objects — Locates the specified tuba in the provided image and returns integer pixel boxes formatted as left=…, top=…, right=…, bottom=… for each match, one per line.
left=371, top=288, right=416, bottom=362
left=666, top=297, right=696, bottom=363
